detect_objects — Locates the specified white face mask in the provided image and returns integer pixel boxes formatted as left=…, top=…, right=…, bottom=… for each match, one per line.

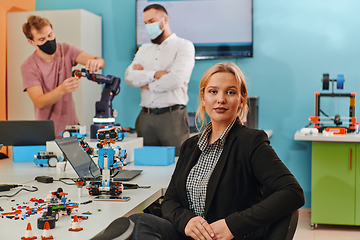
left=145, top=19, right=163, bottom=40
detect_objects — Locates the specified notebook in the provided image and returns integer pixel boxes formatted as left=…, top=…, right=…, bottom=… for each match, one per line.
left=0, top=120, right=55, bottom=146
left=55, top=136, right=142, bottom=181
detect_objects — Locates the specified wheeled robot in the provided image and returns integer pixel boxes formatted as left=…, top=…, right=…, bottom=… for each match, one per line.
left=34, top=151, right=62, bottom=167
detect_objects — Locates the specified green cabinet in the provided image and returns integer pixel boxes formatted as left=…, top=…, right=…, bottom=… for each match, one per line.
left=311, top=142, right=360, bottom=226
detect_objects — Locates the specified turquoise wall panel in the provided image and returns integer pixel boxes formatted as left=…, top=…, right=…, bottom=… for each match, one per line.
left=35, top=0, right=360, bottom=207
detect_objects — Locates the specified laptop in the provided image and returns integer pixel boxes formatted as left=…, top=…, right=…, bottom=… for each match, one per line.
left=55, top=136, right=142, bottom=181
left=0, top=120, right=55, bottom=146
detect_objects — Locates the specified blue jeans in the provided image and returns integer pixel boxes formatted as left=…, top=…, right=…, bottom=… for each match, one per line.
left=128, top=213, right=186, bottom=240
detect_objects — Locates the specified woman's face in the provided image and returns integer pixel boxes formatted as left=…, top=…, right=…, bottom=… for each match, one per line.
left=202, top=72, right=241, bottom=126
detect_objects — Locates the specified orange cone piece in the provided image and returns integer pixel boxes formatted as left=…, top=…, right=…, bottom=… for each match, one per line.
left=68, top=215, right=83, bottom=231
left=41, top=222, right=53, bottom=239
left=21, top=222, right=37, bottom=239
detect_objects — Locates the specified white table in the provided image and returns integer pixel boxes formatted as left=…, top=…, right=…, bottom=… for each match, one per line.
left=294, top=130, right=360, bottom=142
left=0, top=159, right=175, bottom=239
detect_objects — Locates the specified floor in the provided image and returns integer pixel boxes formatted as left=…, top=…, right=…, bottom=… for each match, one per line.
left=294, top=208, right=360, bottom=240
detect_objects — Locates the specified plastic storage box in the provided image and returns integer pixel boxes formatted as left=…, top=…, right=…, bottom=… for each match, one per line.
left=134, top=146, right=175, bottom=166
left=13, top=145, right=46, bottom=162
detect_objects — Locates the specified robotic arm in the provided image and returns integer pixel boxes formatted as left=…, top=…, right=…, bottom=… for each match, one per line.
left=73, top=68, right=121, bottom=122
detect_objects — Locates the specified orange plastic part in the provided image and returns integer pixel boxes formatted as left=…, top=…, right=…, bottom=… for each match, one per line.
left=21, top=223, right=37, bottom=239
left=351, top=117, right=357, bottom=125
left=1, top=209, right=21, bottom=216
left=74, top=70, right=81, bottom=79
left=309, top=116, right=319, bottom=124
left=326, top=127, right=346, bottom=135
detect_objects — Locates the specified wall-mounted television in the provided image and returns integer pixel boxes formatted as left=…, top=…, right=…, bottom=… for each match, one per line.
left=136, top=0, right=253, bottom=59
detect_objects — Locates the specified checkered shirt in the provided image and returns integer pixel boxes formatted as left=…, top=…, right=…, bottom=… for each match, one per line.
left=186, top=118, right=237, bottom=217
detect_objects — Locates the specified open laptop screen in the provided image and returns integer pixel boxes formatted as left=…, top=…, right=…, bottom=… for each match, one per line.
left=55, top=136, right=100, bottom=179
left=0, top=120, right=55, bottom=146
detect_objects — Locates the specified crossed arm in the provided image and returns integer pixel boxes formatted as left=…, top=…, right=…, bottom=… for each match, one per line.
left=125, top=41, right=194, bottom=92
left=131, top=63, right=168, bottom=90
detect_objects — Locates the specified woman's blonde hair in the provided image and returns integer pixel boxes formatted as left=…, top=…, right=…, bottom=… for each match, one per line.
left=195, top=62, right=248, bottom=131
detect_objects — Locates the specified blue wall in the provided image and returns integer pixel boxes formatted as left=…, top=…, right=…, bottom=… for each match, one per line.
left=36, top=0, right=360, bottom=208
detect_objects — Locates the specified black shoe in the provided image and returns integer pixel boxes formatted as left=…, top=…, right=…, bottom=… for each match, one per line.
left=91, top=217, right=134, bottom=240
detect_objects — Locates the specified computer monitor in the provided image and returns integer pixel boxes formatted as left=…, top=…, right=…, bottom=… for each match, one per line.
left=0, top=120, right=55, bottom=146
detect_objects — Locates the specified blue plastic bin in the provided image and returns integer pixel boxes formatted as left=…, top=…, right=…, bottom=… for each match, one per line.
left=13, top=145, right=46, bottom=162
left=134, top=146, right=175, bottom=166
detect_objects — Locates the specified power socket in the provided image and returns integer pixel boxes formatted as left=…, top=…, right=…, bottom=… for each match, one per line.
left=35, top=176, right=54, bottom=183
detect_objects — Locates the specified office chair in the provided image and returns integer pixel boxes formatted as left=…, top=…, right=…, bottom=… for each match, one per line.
left=263, top=209, right=299, bottom=240
left=261, top=186, right=300, bottom=240
left=0, top=144, right=8, bottom=160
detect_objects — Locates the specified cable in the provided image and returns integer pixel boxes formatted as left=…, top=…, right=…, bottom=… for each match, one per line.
left=320, top=109, right=334, bottom=120
left=115, top=86, right=121, bottom=96
left=112, top=170, right=120, bottom=178
left=56, top=178, right=77, bottom=185
left=0, top=185, right=38, bottom=198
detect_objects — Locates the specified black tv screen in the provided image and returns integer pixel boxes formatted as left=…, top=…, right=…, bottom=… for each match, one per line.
left=136, top=0, right=253, bottom=59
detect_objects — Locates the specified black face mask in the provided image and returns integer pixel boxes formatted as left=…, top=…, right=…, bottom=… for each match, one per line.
left=38, top=38, right=57, bottom=55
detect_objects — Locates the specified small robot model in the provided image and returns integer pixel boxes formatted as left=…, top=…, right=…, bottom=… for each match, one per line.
left=79, top=138, right=94, bottom=156
left=87, top=125, right=127, bottom=196
left=96, top=125, right=127, bottom=144
left=37, top=188, right=79, bottom=229
left=61, top=125, right=87, bottom=138
left=34, top=151, right=62, bottom=167
left=43, top=188, right=78, bottom=218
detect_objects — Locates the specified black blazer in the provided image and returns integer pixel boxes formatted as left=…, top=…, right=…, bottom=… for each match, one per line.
left=161, top=120, right=305, bottom=239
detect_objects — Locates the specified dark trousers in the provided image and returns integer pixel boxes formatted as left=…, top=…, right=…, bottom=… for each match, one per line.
left=128, top=213, right=186, bottom=240
left=135, top=106, right=189, bottom=156
left=128, top=213, right=263, bottom=240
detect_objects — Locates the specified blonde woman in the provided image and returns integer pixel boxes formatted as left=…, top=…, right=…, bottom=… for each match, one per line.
left=93, top=62, right=304, bottom=240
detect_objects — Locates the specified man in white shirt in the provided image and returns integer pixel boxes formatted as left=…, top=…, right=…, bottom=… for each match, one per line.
left=125, top=4, right=195, bottom=156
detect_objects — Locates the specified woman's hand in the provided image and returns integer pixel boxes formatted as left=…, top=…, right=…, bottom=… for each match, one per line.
left=210, top=219, right=234, bottom=240
left=185, top=216, right=215, bottom=240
